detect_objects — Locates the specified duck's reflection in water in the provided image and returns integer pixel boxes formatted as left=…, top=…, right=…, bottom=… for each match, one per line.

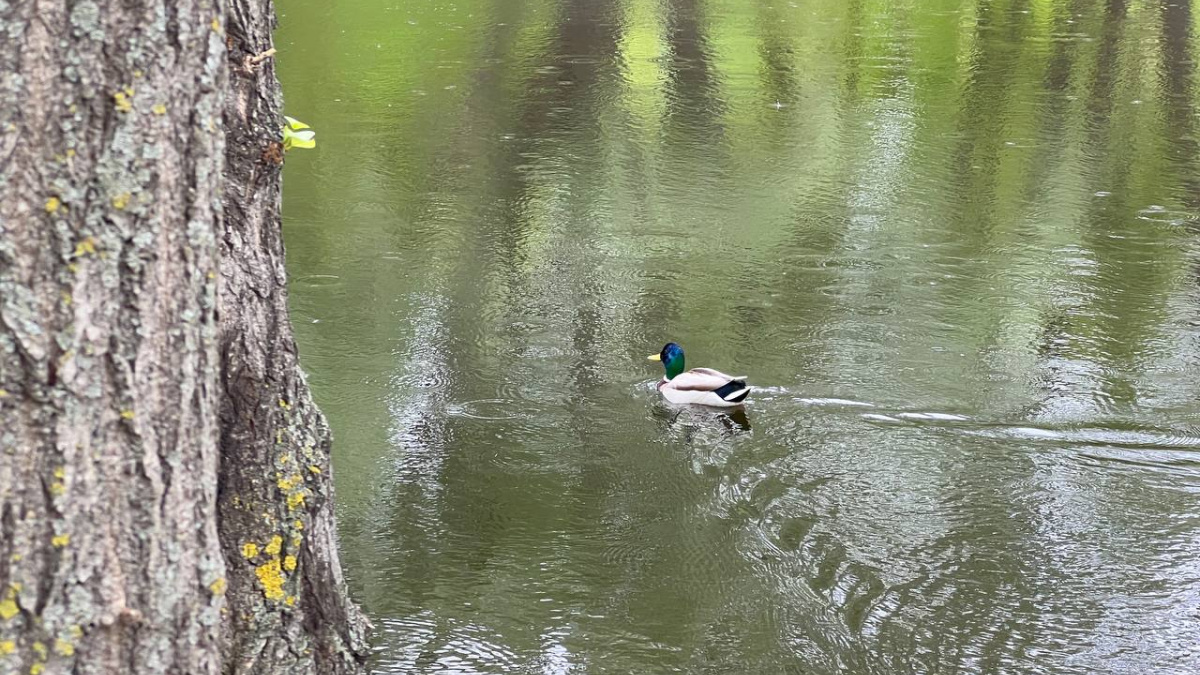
left=656, top=402, right=752, bottom=433
left=655, top=404, right=754, bottom=475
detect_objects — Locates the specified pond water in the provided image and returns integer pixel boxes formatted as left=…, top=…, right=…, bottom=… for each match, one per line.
left=277, top=0, right=1200, bottom=671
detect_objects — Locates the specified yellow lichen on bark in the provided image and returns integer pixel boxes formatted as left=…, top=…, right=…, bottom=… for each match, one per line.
left=209, top=577, right=227, bottom=595
left=72, top=238, right=96, bottom=257
left=254, top=559, right=285, bottom=601
left=264, top=535, right=283, bottom=557
left=51, top=534, right=70, bottom=548
left=286, top=492, right=306, bottom=511
left=0, top=640, right=13, bottom=655
left=283, top=555, right=297, bottom=571
left=241, top=542, right=259, bottom=559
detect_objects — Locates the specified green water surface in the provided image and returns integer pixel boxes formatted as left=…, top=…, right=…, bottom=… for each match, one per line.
left=277, top=0, right=1200, bottom=671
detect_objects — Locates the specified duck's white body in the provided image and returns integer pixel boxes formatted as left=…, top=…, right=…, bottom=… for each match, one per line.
left=658, top=367, right=751, bottom=407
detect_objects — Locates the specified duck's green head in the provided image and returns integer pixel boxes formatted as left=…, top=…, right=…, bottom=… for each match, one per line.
left=648, top=342, right=685, bottom=380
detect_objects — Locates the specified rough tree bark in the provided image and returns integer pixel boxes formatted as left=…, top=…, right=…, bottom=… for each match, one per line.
left=0, top=1, right=227, bottom=673
left=217, top=1, right=370, bottom=673
left=0, top=0, right=369, bottom=673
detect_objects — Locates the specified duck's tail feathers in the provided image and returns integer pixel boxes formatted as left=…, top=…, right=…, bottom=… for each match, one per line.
left=714, top=379, right=751, bottom=403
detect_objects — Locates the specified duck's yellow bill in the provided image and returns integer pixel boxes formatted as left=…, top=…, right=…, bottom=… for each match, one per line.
left=647, top=354, right=661, bottom=361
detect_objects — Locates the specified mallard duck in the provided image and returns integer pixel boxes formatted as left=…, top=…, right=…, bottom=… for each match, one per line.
left=648, top=342, right=750, bottom=407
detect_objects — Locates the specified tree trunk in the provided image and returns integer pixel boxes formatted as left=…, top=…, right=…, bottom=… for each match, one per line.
left=0, top=0, right=369, bottom=673
left=0, top=1, right=227, bottom=673
left=217, top=1, right=370, bottom=673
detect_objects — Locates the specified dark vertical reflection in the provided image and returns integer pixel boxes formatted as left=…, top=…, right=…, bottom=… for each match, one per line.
left=1067, top=0, right=1177, bottom=383
left=1083, top=0, right=1128, bottom=150
left=351, top=2, right=541, bottom=620
left=493, top=0, right=626, bottom=399
left=1160, top=0, right=1200, bottom=208
left=951, top=0, right=1034, bottom=234
left=661, top=0, right=725, bottom=150
left=637, top=0, right=730, bottom=347
left=1034, top=0, right=1090, bottom=161
left=1022, top=0, right=1131, bottom=408
left=1043, top=0, right=1087, bottom=93
left=755, top=0, right=799, bottom=109
left=839, top=0, right=867, bottom=104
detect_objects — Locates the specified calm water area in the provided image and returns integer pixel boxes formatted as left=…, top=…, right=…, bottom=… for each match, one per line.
left=277, top=0, right=1200, bottom=671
